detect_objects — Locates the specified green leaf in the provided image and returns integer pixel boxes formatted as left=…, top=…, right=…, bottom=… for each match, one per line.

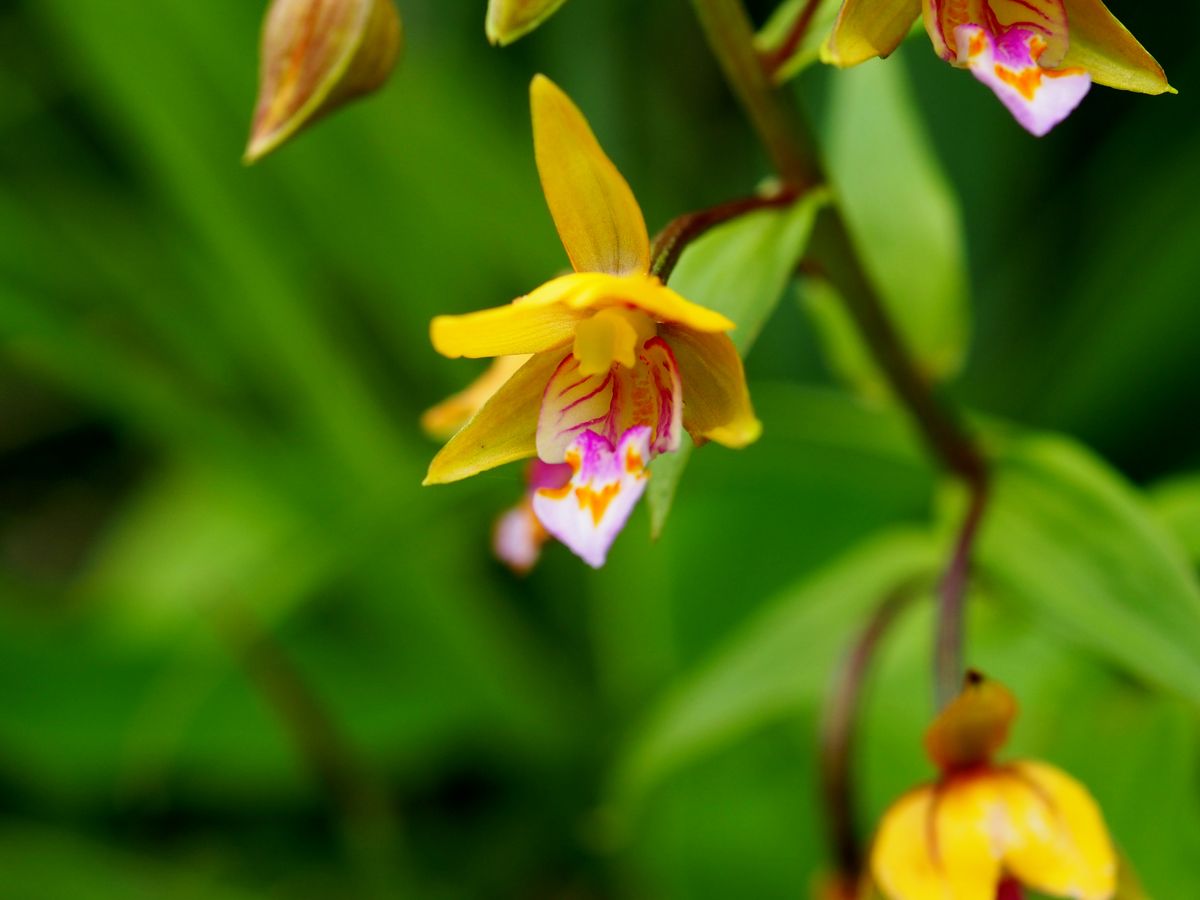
left=611, top=530, right=939, bottom=808
left=977, top=434, right=1200, bottom=705
left=806, top=54, right=970, bottom=397
left=648, top=188, right=829, bottom=537
left=1149, top=474, right=1200, bottom=565
left=755, top=0, right=842, bottom=84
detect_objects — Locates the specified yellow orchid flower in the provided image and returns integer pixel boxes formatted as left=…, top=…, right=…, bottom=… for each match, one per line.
left=425, top=75, right=761, bottom=568
left=822, top=0, right=1171, bottom=136
left=870, top=672, right=1118, bottom=900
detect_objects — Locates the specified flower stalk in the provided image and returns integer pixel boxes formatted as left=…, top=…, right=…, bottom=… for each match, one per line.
left=649, top=185, right=801, bottom=283
left=819, top=584, right=917, bottom=887
left=688, top=0, right=819, bottom=189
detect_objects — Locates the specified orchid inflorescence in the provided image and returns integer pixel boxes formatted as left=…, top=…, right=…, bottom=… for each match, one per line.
left=242, top=0, right=1173, bottom=897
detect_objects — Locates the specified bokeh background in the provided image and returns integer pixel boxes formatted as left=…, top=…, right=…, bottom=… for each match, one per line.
left=0, top=0, right=1197, bottom=897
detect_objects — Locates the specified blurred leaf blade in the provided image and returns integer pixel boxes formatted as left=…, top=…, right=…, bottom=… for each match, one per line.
left=978, top=434, right=1200, bottom=704
left=807, top=53, right=970, bottom=396
left=612, top=529, right=939, bottom=808
left=648, top=188, right=830, bottom=537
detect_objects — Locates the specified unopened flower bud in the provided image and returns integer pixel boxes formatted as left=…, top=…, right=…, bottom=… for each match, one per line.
left=485, top=0, right=569, bottom=46
left=245, top=0, right=403, bottom=163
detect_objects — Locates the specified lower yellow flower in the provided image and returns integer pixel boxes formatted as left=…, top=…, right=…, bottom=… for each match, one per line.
left=424, top=76, right=760, bottom=568
left=871, top=672, right=1118, bottom=900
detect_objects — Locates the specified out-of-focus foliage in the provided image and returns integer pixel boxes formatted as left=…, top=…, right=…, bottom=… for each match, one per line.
left=0, top=0, right=1197, bottom=898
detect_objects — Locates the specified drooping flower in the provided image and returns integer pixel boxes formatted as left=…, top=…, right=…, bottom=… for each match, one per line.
left=870, top=672, right=1118, bottom=900
left=424, top=75, right=760, bottom=568
left=822, top=0, right=1171, bottom=136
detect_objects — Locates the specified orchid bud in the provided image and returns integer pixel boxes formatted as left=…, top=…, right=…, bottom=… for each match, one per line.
left=245, top=0, right=403, bottom=164
left=485, top=0, right=569, bottom=47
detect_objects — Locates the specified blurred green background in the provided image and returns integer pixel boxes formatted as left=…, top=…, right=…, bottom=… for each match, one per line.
left=0, top=0, right=1198, bottom=897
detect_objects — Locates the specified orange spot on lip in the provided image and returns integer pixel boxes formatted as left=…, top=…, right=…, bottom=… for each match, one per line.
left=625, top=447, right=644, bottom=473
left=995, top=64, right=1044, bottom=101
left=575, top=482, right=621, bottom=525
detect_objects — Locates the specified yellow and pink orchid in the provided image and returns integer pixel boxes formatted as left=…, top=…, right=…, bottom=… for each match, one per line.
left=823, top=0, right=1172, bottom=136
left=424, top=75, right=760, bottom=569
left=871, top=672, right=1118, bottom=900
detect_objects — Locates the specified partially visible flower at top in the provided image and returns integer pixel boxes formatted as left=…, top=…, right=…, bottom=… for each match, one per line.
left=423, top=357, right=569, bottom=574
left=871, top=671, right=1118, bottom=900
left=486, top=0, right=570, bottom=46
left=424, top=75, right=761, bottom=569
left=246, top=0, right=403, bottom=163
left=822, top=0, right=1172, bottom=136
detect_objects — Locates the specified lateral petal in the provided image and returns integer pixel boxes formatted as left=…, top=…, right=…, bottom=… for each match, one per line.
left=1001, top=763, right=1117, bottom=900
left=1062, top=0, right=1173, bottom=94
left=532, top=426, right=652, bottom=568
left=536, top=336, right=682, bottom=463
left=531, top=75, right=651, bottom=276
left=662, top=327, right=761, bottom=448
left=424, top=351, right=561, bottom=485
left=823, top=0, right=920, bottom=67
left=430, top=274, right=585, bottom=359
left=871, top=785, right=996, bottom=900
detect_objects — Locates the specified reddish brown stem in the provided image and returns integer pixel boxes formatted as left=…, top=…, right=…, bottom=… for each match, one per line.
left=934, top=481, right=989, bottom=710
left=650, top=185, right=800, bottom=282
left=760, top=0, right=823, bottom=79
left=820, top=584, right=919, bottom=884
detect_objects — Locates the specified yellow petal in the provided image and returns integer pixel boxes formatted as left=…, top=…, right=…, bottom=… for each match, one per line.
left=565, top=272, right=735, bottom=333
left=245, top=0, right=403, bottom=163
left=661, top=328, right=761, bottom=449
left=1002, top=762, right=1117, bottom=899
left=822, top=0, right=920, bottom=67
left=871, top=784, right=999, bottom=900
left=421, top=354, right=532, bottom=440
left=424, top=351, right=562, bottom=485
left=430, top=275, right=586, bottom=359
left=486, top=0, right=570, bottom=46
left=531, top=75, right=651, bottom=276
left=1063, top=0, right=1174, bottom=95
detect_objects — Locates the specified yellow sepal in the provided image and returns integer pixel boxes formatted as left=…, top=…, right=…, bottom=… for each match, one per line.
left=822, top=0, right=920, bottom=68
left=662, top=327, right=761, bottom=449
left=424, top=351, right=562, bottom=485
left=531, top=75, right=651, bottom=276
left=1063, top=0, right=1174, bottom=95
left=1003, top=762, right=1117, bottom=899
